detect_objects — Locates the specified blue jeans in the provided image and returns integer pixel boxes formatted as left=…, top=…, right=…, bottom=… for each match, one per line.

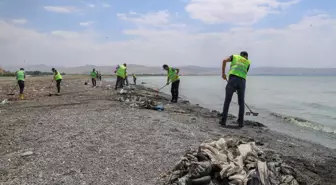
left=222, top=75, right=246, bottom=125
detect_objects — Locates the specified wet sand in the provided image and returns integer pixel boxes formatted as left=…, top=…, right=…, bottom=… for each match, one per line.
left=0, top=76, right=335, bottom=185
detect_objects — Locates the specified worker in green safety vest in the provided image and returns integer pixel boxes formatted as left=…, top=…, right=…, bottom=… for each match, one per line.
left=220, top=51, right=251, bottom=128
left=162, top=64, right=180, bottom=103
left=124, top=71, right=129, bottom=86
left=16, top=68, right=26, bottom=100
left=91, top=68, right=97, bottom=87
left=114, top=63, right=127, bottom=90
left=51, top=68, right=63, bottom=95
left=132, top=73, right=137, bottom=85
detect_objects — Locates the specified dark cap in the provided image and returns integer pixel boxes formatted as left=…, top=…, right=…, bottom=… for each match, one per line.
left=162, top=64, right=168, bottom=68
left=20, top=68, right=24, bottom=70
left=240, top=51, right=248, bottom=57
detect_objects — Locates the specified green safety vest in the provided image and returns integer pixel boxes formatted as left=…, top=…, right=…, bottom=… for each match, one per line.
left=91, top=71, right=97, bottom=78
left=16, top=70, right=25, bottom=81
left=133, top=74, right=136, bottom=78
left=228, top=55, right=251, bottom=79
left=54, top=71, right=62, bottom=80
left=168, top=67, right=179, bottom=82
left=116, top=65, right=126, bottom=78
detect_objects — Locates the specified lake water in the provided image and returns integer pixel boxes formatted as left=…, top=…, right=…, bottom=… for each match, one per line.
left=133, top=76, right=336, bottom=149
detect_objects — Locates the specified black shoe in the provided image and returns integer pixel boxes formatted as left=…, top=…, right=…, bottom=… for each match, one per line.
left=219, top=119, right=226, bottom=126
left=237, top=119, right=244, bottom=128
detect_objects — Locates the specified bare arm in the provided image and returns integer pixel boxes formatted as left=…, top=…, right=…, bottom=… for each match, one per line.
left=175, top=68, right=180, bottom=75
left=222, top=55, right=233, bottom=77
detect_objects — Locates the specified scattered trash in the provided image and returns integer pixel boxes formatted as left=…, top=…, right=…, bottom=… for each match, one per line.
left=164, top=136, right=299, bottom=185
left=181, top=100, right=190, bottom=104
left=153, top=105, right=164, bottom=111
left=130, top=103, right=139, bottom=108
left=21, top=151, right=34, bottom=157
left=189, top=117, right=197, bottom=123
left=1, top=99, right=8, bottom=104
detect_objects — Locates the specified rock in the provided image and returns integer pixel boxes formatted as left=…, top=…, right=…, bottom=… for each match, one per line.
left=21, top=151, right=34, bottom=157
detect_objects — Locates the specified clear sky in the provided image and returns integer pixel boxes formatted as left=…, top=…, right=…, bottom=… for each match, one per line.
left=0, top=0, right=335, bottom=68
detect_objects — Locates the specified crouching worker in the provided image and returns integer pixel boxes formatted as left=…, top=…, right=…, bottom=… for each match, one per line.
left=51, top=68, right=63, bottom=95
left=16, top=68, right=26, bottom=100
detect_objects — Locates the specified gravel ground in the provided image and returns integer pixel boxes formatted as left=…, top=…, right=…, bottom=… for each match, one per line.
left=0, top=77, right=335, bottom=185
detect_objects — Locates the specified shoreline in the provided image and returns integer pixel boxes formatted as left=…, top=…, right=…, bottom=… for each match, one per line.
left=0, top=77, right=335, bottom=184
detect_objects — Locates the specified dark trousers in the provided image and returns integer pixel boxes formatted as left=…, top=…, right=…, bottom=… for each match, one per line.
left=56, top=79, right=62, bottom=93
left=222, top=75, right=246, bottom=125
left=124, top=76, right=129, bottom=86
left=92, top=78, right=96, bottom=87
left=171, top=79, right=180, bottom=101
left=18, top=80, right=24, bottom=94
left=133, top=78, right=136, bottom=85
left=115, top=76, right=124, bottom=90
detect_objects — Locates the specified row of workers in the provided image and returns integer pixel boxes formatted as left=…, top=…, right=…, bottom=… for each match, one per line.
left=15, top=68, right=62, bottom=99
left=15, top=51, right=250, bottom=127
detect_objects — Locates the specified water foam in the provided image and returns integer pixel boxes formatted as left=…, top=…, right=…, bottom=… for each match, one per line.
left=271, top=112, right=336, bottom=135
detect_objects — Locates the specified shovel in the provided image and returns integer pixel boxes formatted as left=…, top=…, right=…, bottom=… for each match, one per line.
left=7, top=84, right=18, bottom=95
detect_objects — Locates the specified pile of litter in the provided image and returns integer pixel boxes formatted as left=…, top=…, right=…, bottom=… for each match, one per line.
left=164, top=136, right=299, bottom=185
left=116, top=88, right=166, bottom=111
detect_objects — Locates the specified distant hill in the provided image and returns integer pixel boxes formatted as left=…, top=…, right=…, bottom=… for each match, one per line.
left=4, top=64, right=220, bottom=75
left=3, top=64, right=336, bottom=76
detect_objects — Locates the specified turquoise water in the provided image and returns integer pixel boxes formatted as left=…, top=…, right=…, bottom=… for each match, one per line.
left=132, top=76, right=336, bottom=149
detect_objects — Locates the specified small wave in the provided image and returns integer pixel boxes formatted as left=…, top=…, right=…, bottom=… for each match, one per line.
left=270, top=112, right=336, bottom=135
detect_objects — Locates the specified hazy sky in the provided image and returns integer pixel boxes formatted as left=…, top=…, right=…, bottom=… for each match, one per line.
left=0, top=0, right=335, bottom=68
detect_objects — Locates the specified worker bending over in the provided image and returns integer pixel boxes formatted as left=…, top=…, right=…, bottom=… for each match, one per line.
left=16, top=68, right=25, bottom=100
left=163, top=64, right=180, bottom=103
left=114, top=63, right=127, bottom=90
left=220, top=51, right=251, bottom=128
left=51, top=68, right=63, bottom=95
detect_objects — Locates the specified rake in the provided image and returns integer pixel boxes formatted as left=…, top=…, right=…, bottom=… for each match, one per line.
left=7, top=84, right=18, bottom=95
left=225, top=79, right=259, bottom=116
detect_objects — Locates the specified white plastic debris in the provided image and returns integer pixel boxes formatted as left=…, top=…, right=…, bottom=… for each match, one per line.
left=1, top=99, right=8, bottom=104
left=21, top=151, right=34, bottom=157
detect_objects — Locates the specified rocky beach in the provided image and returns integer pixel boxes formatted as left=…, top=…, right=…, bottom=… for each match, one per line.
left=0, top=76, right=335, bottom=185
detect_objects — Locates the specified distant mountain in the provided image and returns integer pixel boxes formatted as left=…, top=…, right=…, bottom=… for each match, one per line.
left=2, top=64, right=336, bottom=76
left=248, top=67, right=336, bottom=76
left=3, top=64, right=220, bottom=75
